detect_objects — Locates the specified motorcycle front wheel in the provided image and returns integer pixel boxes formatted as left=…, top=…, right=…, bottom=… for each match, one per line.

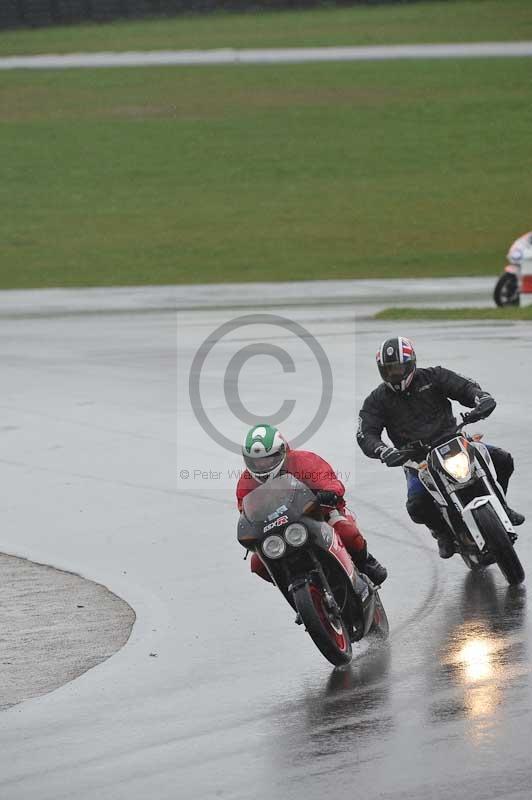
left=472, top=504, right=525, bottom=586
left=293, top=582, right=352, bottom=666
left=494, top=273, right=520, bottom=307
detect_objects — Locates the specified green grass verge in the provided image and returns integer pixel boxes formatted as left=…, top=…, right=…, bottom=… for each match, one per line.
left=376, top=306, right=532, bottom=320
left=2, top=57, right=532, bottom=288
left=1, top=1, right=531, bottom=56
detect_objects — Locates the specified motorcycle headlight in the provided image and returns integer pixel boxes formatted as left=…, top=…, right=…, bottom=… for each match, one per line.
left=285, top=523, right=308, bottom=547
left=443, top=452, right=471, bottom=481
left=262, top=535, right=286, bottom=559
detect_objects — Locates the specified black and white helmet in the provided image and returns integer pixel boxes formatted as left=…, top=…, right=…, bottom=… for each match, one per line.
left=377, top=336, right=416, bottom=392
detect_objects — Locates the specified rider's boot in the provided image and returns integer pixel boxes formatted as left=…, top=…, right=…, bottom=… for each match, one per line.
left=354, top=544, right=388, bottom=585
left=430, top=527, right=456, bottom=559
left=505, top=506, right=525, bottom=526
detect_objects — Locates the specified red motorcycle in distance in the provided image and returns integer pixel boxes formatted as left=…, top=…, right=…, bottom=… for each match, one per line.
left=494, top=231, right=532, bottom=307
left=237, top=474, right=388, bottom=666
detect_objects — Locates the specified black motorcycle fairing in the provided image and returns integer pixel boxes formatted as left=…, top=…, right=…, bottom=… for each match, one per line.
left=236, top=474, right=375, bottom=639
left=237, top=474, right=316, bottom=549
left=242, top=473, right=315, bottom=523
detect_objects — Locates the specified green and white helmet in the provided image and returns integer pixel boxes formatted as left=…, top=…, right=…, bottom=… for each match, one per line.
left=243, top=424, right=288, bottom=483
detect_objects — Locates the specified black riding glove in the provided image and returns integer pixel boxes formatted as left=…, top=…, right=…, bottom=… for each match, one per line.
left=379, top=446, right=406, bottom=467
left=474, top=393, right=497, bottom=419
left=315, top=490, right=339, bottom=508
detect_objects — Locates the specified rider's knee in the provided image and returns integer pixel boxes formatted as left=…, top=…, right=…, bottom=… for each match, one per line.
left=406, top=494, right=428, bottom=525
left=334, top=518, right=366, bottom=554
left=500, top=450, right=514, bottom=477
left=489, top=447, right=514, bottom=486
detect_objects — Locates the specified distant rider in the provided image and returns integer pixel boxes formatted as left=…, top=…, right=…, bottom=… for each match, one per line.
left=237, top=424, right=388, bottom=584
left=356, top=336, right=524, bottom=558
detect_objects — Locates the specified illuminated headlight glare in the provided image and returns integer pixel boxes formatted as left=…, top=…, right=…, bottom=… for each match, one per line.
left=262, top=535, right=286, bottom=559
left=443, top=452, right=470, bottom=481
left=285, top=523, right=308, bottom=547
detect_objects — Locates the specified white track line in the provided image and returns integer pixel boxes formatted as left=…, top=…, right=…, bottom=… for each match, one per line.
left=1, top=41, right=532, bottom=70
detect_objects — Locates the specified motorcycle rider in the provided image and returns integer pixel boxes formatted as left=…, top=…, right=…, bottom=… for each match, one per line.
left=237, top=424, right=388, bottom=584
left=356, top=336, right=525, bottom=559
left=494, top=230, right=532, bottom=307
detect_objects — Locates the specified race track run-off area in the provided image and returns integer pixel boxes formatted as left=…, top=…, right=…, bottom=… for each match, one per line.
left=1, top=281, right=530, bottom=799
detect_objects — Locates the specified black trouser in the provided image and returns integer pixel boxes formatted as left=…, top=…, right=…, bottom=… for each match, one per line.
left=405, top=445, right=515, bottom=531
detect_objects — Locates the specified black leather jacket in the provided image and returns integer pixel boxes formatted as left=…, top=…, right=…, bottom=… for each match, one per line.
left=356, top=366, right=490, bottom=458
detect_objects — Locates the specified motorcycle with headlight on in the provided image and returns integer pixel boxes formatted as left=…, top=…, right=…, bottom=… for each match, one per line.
left=237, top=473, right=388, bottom=666
left=396, top=412, right=525, bottom=586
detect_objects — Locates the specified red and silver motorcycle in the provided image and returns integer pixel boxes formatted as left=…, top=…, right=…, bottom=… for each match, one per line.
left=237, top=474, right=388, bottom=666
left=494, top=231, right=532, bottom=307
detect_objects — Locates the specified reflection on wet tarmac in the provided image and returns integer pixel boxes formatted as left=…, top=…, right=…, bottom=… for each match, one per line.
left=270, top=643, right=393, bottom=768
left=431, top=572, right=527, bottom=740
left=458, top=637, right=494, bottom=683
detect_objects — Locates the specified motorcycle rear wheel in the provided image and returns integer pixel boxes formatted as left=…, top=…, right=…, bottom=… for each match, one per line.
left=293, top=582, right=352, bottom=666
left=472, top=504, right=525, bottom=586
left=494, top=273, right=520, bottom=307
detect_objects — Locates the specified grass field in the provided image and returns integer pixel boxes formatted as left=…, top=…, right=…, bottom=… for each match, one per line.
left=376, top=307, right=532, bottom=320
left=1, top=1, right=532, bottom=56
left=2, top=0, right=532, bottom=289
left=2, top=55, right=532, bottom=289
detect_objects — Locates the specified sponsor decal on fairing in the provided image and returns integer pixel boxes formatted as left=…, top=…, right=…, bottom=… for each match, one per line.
left=266, top=504, right=288, bottom=522
left=263, top=515, right=288, bottom=532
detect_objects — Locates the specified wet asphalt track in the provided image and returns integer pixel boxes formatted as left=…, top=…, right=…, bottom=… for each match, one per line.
left=1, top=282, right=531, bottom=799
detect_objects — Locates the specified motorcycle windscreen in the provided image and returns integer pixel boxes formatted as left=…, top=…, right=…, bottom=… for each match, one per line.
left=242, top=473, right=316, bottom=522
